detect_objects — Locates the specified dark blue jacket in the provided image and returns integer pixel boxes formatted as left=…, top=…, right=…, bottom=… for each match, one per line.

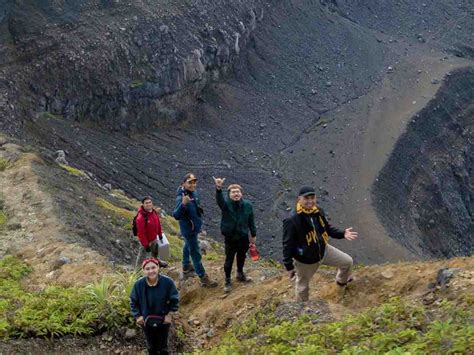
left=130, top=275, right=179, bottom=320
left=172, top=187, right=203, bottom=237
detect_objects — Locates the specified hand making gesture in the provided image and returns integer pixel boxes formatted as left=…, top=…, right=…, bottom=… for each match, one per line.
left=212, top=176, right=226, bottom=190
left=344, top=227, right=358, bottom=241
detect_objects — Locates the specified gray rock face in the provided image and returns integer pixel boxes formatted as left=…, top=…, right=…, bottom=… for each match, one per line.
left=0, top=1, right=262, bottom=133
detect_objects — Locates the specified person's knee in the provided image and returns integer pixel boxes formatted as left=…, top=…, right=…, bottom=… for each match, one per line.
left=345, top=255, right=353, bottom=269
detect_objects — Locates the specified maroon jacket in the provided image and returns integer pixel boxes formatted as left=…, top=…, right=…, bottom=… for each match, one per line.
left=136, top=207, right=162, bottom=248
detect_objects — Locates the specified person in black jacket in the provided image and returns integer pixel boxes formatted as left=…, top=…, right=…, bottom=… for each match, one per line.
left=282, top=186, right=358, bottom=301
left=130, top=258, right=179, bottom=355
left=213, top=177, right=257, bottom=293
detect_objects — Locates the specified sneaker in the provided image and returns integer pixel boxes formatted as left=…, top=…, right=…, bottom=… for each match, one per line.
left=224, top=278, right=232, bottom=293
left=236, top=272, right=252, bottom=283
left=200, top=274, right=218, bottom=288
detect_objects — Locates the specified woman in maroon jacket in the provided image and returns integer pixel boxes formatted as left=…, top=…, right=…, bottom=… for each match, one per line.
left=136, top=196, right=163, bottom=259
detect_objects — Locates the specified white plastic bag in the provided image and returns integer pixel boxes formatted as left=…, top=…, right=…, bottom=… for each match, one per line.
left=157, top=233, right=171, bottom=260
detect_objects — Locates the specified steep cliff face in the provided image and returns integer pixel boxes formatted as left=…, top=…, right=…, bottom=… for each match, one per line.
left=373, top=68, right=474, bottom=258
left=0, top=0, right=264, bottom=132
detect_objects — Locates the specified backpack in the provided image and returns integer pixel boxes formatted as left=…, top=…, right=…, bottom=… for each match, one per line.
left=132, top=211, right=148, bottom=236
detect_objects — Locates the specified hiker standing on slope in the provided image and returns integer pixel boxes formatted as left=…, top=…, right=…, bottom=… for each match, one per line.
left=213, top=177, right=257, bottom=293
left=282, top=186, right=358, bottom=302
left=173, top=173, right=217, bottom=288
left=134, top=197, right=167, bottom=266
left=130, top=258, right=179, bottom=355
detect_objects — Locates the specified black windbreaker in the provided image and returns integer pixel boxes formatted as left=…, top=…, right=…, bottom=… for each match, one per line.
left=282, top=208, right=344, bottom=271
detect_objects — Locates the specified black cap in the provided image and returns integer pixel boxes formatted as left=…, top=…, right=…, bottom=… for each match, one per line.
left=298, top=186, right=316, bottom=197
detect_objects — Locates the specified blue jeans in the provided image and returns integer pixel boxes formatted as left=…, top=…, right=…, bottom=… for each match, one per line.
left=182, top=233, right=206, bottom=278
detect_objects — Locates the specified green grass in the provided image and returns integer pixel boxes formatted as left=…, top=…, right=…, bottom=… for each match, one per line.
left=96, top=197, right=135, bottom=228
left=0, top=198, right=6, bottom=229
left=0, top=255, right=139, bottom=338
left=0, top=210, right=6, bottom=228
left=0, top=158, right=9, bottom=172
left=59, top=164, right=87, bottom=178
left=212, top=296, right=474, bottom=354
left=108, top=189, right=139, bottom=210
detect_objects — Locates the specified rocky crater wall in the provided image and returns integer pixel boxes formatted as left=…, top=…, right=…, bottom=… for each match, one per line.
left=0, top=0, right=264, bottom=132
left=373, top=68, right=474, bottom=258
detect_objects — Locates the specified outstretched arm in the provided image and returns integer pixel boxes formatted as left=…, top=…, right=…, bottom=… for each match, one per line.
left=320, top=208, right=345, bottom=239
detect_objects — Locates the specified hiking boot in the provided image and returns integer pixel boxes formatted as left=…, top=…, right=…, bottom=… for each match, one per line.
left=158, top=260, right=169, bottom=268
left=236, top=272, right=252, bottom=283
left=336, top=276, right=354, bottom=287
left=224, top=278, right=232, bottom=293
left=182, top=264, right=195, bottom=274
left=200, top=274, right=218, bottom=288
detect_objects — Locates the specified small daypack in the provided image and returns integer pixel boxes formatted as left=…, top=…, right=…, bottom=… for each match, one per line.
left=132, top=211, right=148, bottom=236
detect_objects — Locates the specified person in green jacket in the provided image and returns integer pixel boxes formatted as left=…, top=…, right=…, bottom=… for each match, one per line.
left=213, top=177, right=257, bottom=293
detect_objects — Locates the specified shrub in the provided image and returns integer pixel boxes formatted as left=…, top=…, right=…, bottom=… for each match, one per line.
left=0, top=256, right=139, bottom=338
left=213, top=297, right=473, bottom=354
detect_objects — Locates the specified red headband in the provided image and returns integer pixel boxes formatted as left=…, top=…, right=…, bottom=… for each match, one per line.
left=142, top=258, right=160, bottom=269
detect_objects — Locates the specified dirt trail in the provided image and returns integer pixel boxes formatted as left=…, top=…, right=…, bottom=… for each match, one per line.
left=0, top=139, right=110, bottom=287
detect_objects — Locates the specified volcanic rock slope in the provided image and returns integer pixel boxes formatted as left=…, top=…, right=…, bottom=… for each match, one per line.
left=0, top=0, right=472, bottom=262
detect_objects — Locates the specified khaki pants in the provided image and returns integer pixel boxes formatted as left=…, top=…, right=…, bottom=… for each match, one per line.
left=294, top=244, right=353, bottom=301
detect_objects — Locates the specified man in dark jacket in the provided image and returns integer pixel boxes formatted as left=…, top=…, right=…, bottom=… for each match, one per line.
left=130, top=258, right=179, bottom=355
left=136, top=196, right=163, bottom=259
left=173, top=173, right=217, bottom=288
left=213, top=177, right=257, bottom=292
left=282, top=186, right=358, bottom=301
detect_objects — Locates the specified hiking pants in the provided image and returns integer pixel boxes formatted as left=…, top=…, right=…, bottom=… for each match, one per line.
left=294, top=244, right=353, bottom=301
left=143, top=323, right=170, bottom=355
left=182, top=232, right=206, bottom=278
left=148, top=239, right=159, bottom=259
left=135, top=239, right=158, bottom=268
left=224, top=237, right=250, bottom=279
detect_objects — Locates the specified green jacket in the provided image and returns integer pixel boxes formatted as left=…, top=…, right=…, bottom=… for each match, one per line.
left=216, top=189, right=256, bottom=241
